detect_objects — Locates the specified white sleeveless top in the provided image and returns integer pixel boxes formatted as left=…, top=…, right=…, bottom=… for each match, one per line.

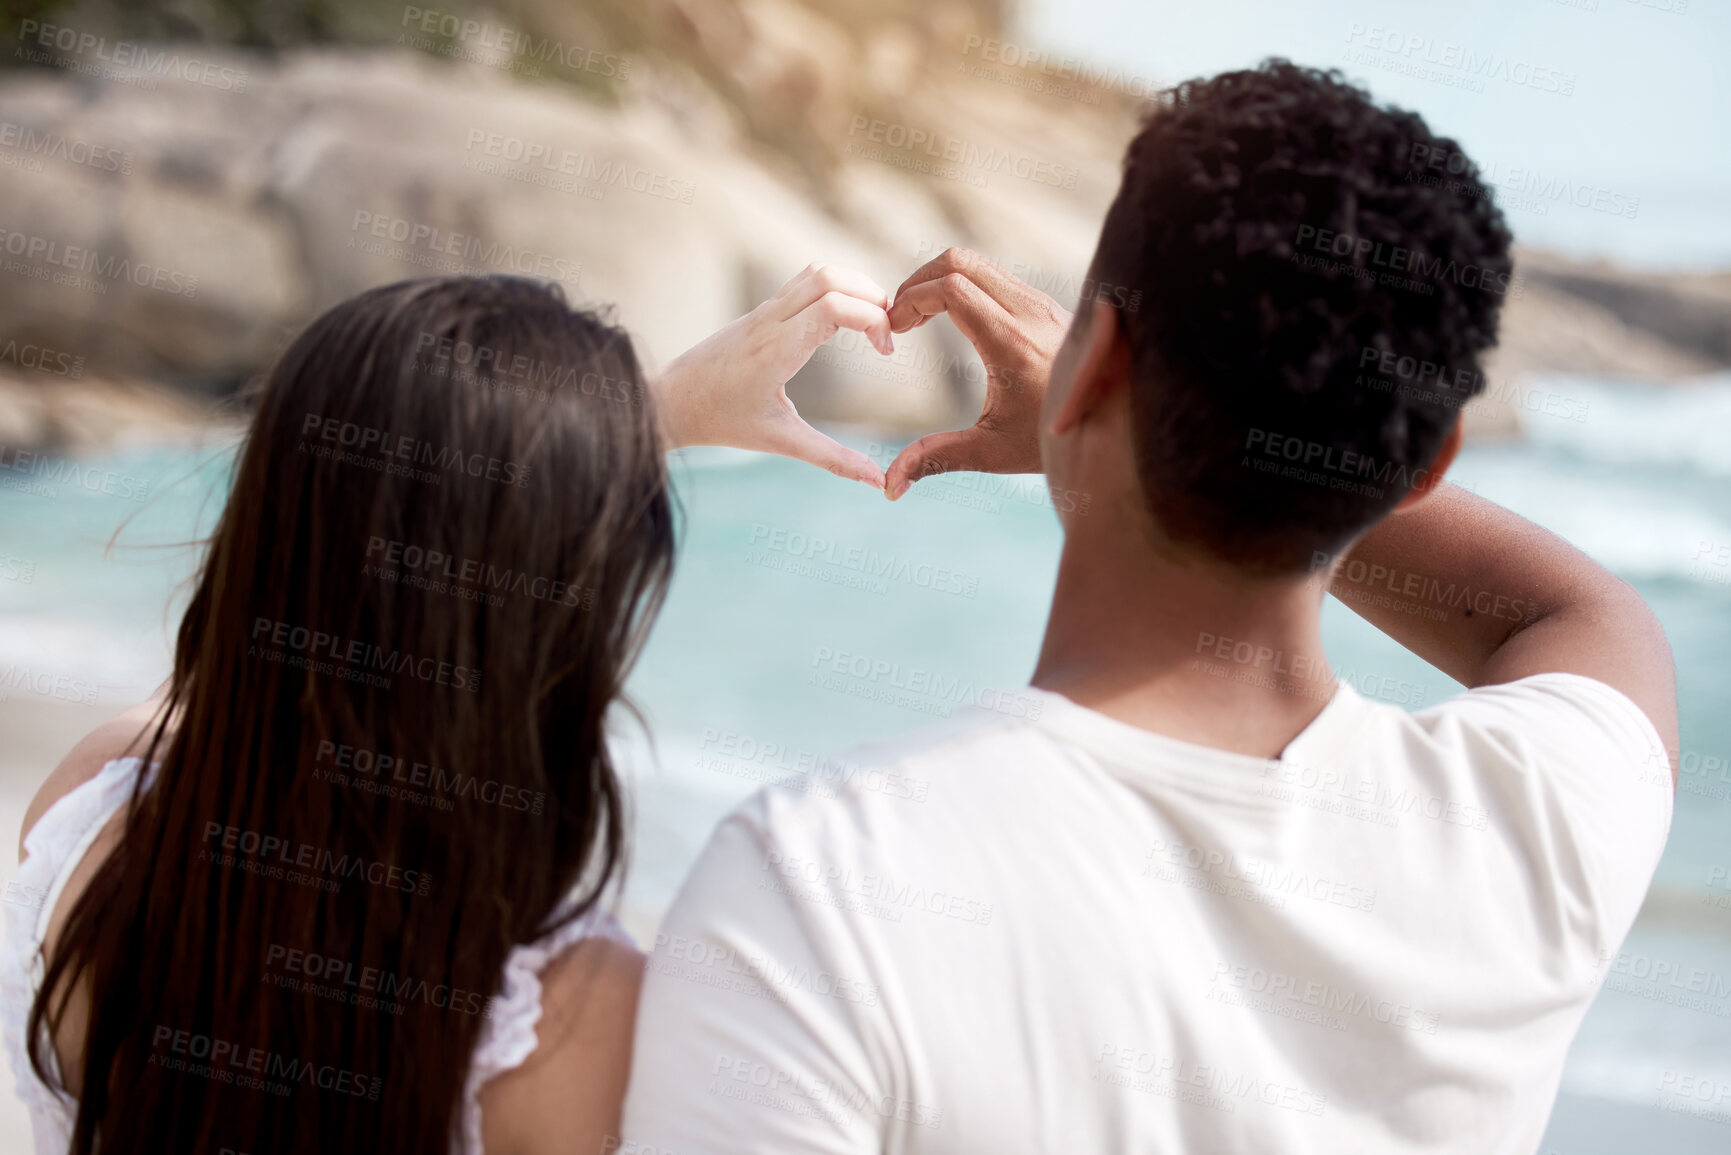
left=0, top=757, right=634, bottom=1155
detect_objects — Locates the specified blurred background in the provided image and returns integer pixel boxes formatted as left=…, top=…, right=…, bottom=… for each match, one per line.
left=0, top=0, right=1728, bottom=1151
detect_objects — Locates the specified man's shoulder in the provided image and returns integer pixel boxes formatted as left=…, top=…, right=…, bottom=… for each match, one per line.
left=1407, top=672, right=1669, bottom=772
left=1402, top=672, right=1672, bottom=865
left=723, top=705, right=1050, bottom=850
left=842, top=704, right=1046, bottom=779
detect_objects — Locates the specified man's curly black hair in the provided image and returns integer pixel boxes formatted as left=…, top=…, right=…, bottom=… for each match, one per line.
left=1092, top=58, right=1513, bottom=574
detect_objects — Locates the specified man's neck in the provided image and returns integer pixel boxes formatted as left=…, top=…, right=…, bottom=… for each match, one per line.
left=1030, top=515, right=1337, bottom=759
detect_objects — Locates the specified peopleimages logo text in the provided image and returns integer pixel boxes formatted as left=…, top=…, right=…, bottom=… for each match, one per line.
left=299, top=413, right=530, bottom=488
left=200, top=821, right=433, bottom=896
left=349, top=210, right=581, bottom=285
left=249, top=617, right=483, bottom=693
left=149, top=1025, right=379, bottom=1100
left=1293, top=225, right=1516, bottom=297
left=1245, top=428, right=1445, bottom=494
left=16, top=20, right=249, bottom=91
left=0, top=338, right=84, bottom=377
left=315, top=739, right=545, bottom=815
left=0, top=225, right=199, bottom=296
left=400, top=7, right=630, bottom=78
left=0, top=121, right=130, bottom=174
left=846, top=117, right=1079, bottom=189
left=265, top=942, right=490, bottom=1017
left=0, top=444, right=151, bottom=500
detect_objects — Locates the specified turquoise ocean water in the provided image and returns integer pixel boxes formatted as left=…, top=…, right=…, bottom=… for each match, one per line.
left=1, top=374, right=1728, bottom=1147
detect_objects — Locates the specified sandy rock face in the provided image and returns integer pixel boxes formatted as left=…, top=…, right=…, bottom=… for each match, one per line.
left=0, top=19, right=1726, bottom=452
left=0, top=49, right=1002, bottom=432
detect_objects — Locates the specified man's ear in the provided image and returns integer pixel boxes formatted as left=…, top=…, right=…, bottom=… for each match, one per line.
left=1051, top=299, right=1128, bottom=435
left=1394, top=419, right=1463, bottom=511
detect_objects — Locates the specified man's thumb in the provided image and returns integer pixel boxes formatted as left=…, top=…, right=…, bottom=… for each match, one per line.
left=885, top=428, right=997, bottom=501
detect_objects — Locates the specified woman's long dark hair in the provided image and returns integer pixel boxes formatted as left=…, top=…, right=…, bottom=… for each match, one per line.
left=29, top=276, right=675, bottom=1153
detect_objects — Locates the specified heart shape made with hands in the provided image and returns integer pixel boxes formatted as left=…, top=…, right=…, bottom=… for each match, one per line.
left=654, top=250, right=1075, bottom=498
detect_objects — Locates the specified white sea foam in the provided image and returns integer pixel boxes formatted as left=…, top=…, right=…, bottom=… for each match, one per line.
left=1518, top=372, right=1731, bottom=477
left=0, top=613, right=171, bottom=707
left=1564, top=1041, right=1731, bottom=1107
left=1454, top=394, right=1731, bottom=586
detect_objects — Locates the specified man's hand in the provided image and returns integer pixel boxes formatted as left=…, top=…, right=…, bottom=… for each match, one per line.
left=654, top=263, right=893, bottom=488
left=883, top=248, right=1072, bottom=500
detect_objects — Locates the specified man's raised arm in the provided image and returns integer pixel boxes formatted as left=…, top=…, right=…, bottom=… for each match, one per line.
left=1323, top=479, right=1679, bottom=779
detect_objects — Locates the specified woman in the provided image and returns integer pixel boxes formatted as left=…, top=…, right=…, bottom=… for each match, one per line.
left=1, top=266, right=896, bottom=1154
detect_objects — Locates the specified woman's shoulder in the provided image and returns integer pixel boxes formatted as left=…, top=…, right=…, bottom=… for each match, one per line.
left=475, top=929, right=644, bottom=1155
left=19, top=696, right=166, bottom=862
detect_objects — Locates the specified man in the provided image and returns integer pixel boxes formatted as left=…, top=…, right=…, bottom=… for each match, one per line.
left=620, top=60, right=1675, bottom=1152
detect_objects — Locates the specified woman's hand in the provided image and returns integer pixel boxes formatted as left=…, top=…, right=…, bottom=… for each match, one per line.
left=653, top=264, right=894, bottom=488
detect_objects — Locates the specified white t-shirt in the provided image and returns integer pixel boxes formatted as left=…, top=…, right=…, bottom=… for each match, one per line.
left=620, top=674, right=1672, bottom=1154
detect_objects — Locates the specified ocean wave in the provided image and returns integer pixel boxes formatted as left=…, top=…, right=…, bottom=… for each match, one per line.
left=1564, top=1041, right=1731, bottom=1107
left=0, top=613, right=170, bottom=707
left=1453, top=447, right=1731, bottom=586
left=1516, top=372, right=1731, bottom=477
left=666, top=445, right=771, bottom=472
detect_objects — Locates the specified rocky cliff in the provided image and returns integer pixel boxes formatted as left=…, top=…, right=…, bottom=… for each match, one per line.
left=0, top=0, right=1724, bottom=450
